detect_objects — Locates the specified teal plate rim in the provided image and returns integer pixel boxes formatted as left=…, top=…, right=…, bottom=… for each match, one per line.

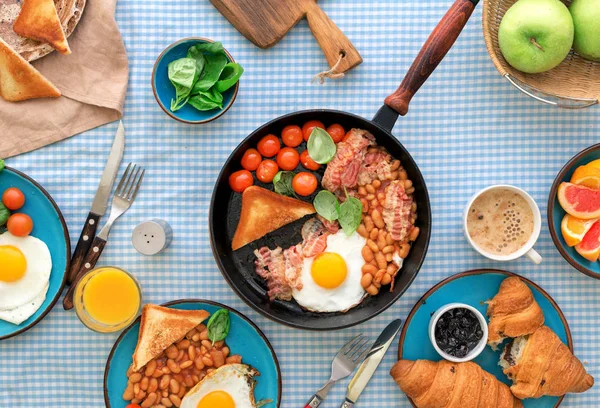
left=103, top=298, right=282, bottom=407
left=397, top=269, right=572, bottom=408
left=0, top=166, right=70, bottom=341
left=548, top=143, right=600, bottom=280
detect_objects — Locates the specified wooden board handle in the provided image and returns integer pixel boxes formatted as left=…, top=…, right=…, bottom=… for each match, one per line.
left=384, top=0, right=476, bottom=115
left=305, top=1, right=362, bottom=74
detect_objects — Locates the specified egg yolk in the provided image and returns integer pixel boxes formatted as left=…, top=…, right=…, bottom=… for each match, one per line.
left=196, top=390, right=235, bottom=408
left=311, top=252, right=347, bottom=289
left=0, top=245, right=27, bottom=282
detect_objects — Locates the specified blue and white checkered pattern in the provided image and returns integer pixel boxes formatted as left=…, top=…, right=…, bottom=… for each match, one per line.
left=1, top=0, right=599, bottom=406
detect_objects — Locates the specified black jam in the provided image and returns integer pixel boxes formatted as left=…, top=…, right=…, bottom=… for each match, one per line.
left=434, top=307, right=483, bottom=358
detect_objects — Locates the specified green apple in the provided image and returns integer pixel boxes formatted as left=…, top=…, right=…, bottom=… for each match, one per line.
left=570, top=0, right=600, bottom=61
left=498, top=0, right=574, bottom=73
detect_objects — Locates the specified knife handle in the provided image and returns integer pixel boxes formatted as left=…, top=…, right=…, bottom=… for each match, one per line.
left=340, top=399, right=355, bottom=408
left=63, top=236, right=107, bottom=310
left=304, top=394, right=324, bottom=408
left=68, top=212, right=101, bottom=284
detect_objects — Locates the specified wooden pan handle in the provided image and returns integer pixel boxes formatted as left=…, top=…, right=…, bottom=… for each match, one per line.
left=384, top=0, right=477, bottom=116
left=305, top=1, right=362, bottom=74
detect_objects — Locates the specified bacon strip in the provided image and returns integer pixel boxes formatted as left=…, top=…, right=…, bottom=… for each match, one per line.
left=254, top=247, right=292, bottom=301
left=283, top=244, right=303, bottom=291
left=301, top=218, right=329, bottom=257
left=382, top=180, right=413, bottom=241
left=317, top=215, right=340, bottom=234
left=357, top=149, right=392, bottom=185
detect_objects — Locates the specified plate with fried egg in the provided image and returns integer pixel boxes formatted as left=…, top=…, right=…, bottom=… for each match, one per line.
left=104, top=299, right=281, bottom=408
left=0, top=166, right=70, bottom=340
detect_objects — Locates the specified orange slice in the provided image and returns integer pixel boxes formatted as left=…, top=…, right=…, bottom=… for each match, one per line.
left=575, top=220, right=600, bottom=262
left=571, top=160, right=600, bottom=189
left=561, top=214, right=598, bottom=247
left=557, top=182, right=600, bottom=219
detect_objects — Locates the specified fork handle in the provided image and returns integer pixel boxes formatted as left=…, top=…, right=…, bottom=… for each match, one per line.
left=67, top=212, right=101, bottom=285
left=63, top=236, right=107, bottom=310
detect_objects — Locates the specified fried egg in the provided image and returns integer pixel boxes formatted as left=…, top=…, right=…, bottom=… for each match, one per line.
left=293, top=230, right=366, bottom=312
left=0, top=232, right=52, bottom=311
left=181, top=364, right=259, bottom=408
left=0, top=283, right=48, bottom=325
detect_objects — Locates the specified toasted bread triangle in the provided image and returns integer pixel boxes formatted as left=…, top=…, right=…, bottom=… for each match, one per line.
left=13, top=0, right=71, bottom=55
left=231, top=186, right=316, bottom=250
left=131, top=304, right=210, bottom=371
left=0, top=37, right=61, bottom=102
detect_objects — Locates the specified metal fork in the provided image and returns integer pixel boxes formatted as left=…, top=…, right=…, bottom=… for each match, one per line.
left=63, top=163, right=145, bottom=310
left=304, top=334, right=371, bottom=408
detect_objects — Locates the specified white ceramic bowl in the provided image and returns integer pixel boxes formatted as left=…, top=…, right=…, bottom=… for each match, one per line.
left=428, top=303, right=488, bottom=363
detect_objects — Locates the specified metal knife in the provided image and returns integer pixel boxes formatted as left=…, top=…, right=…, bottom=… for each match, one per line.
left=339, top=319, right=403, bottom=408
left=67, top=121, right=125, bottom=284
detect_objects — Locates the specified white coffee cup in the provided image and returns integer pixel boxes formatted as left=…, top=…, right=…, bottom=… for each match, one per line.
left=463, top=185, right=542, bottom=264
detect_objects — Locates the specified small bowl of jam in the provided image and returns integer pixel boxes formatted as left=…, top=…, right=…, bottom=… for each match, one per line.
left=428, top=303, right=488, bottom=363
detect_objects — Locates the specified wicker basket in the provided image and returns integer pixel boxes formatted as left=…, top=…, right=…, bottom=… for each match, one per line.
left=483, top=0, right=600, bottom=108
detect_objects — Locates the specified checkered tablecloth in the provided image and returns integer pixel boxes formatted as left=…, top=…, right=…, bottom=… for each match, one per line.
left=2, top=0, right=599, bottom=406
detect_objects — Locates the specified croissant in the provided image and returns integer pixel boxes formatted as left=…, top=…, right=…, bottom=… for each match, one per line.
left=486, top=277, right=544, bottom=349
left=500, top=326, right=594, bottom=398
left=390, top=359, right=523, bottom=408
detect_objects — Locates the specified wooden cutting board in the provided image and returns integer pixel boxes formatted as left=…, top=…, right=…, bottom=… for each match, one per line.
left=210, top=0, right=362, bottom=75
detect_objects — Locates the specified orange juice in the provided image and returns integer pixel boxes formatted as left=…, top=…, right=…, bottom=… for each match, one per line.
left=75, top=267, right=141, bottom=331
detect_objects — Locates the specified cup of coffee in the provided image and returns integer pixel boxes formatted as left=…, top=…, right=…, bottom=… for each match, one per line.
left=463, top=185, right=542, bottom=264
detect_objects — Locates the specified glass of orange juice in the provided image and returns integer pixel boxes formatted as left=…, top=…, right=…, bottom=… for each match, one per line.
left=73, top=266, right=142, bottom=333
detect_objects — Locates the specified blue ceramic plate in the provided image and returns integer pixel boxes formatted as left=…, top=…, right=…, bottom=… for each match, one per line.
left=548, top=143, right=600, bottom=279
left=398, top=270, right=571, bottom=408
left=152, top=37, right=239, bottom=124
left=0, top=167, right=70, bottom=340
left=104, top=299, right=281, bottom=407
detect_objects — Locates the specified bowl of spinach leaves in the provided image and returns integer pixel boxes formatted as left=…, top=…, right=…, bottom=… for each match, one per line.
left=152, top=37, right=243, bottom=124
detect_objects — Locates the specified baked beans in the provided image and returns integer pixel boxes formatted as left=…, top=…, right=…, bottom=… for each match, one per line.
left=123, top=323, right=242, bottom=407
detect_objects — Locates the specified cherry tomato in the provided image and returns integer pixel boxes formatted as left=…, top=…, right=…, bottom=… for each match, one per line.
left=229, top=170, right=254, bottom=193
left=125, top=405, right=141, bottom=408
left=302, top=120, right=325, bottom=142
left=327, top=124, right=345, bottom=143
left=2, top=187, right=25, bottom=210
left=7, top=213, right=33, bottom=237
left=342, top=130, right=353, bottom=142
left=256, top=160, right=279, bottom=183
left=276, top=147, right=300, bottom=171
left=281, top=125, right=303, bottom=147
left=257, top=135, right=281, bottom=157
left=292, top=172, right=318, bottom=196
left=300, top=150, right=321, bottom=171
left=241, top=148, right=262, bottom=171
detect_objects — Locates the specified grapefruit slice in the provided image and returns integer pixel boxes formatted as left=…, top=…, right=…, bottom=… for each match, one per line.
left=557, top=182, right=600, bottom=219
left=575, top=220, right=600, bottom=262
left=561, top=214, right=598, bottom=247
left=571, top=160, right=600, bottom=189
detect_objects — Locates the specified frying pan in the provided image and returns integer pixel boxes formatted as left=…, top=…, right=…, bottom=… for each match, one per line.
left=210, top=0, right=478, bottom=330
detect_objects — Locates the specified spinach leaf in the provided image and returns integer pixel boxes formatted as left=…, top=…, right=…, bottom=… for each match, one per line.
left=313, top=190, right=339, bottom=221
left=0, top=159, right=4, bottom=173
left=338, top=194, right=362, bottom=235
left=187, top=50, right=206, bottom=74
left=273, top=171, right=296, bottom=197
left=188, top=87, right=224, bottom=111
left=215, top=63, right=244, bottom=92
left=307, top=128, right=336, bottom=164
left=187, top=42, right=225, bottom=56
left=168, top=58, right=198, bottom=112
left=192, top=53, right=228, bottom=93
left=0, top=202, right=10, bottom=226
left=207, top=309, right=230, bottom=345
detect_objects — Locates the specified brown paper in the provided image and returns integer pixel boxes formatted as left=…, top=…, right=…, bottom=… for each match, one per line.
left=0, top=0, right=128, bottom=158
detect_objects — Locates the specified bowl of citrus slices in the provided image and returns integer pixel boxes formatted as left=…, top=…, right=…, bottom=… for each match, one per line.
left=549, top=144, right=600, bottom=279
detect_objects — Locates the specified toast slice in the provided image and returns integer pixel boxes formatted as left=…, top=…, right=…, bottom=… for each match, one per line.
left=232, top=186, right=316, bottom=250
left=0, top=37, right=61, bottom=102
left=131, top=304, right=210, bottom=371
left=13, top=0, right=71, bottom=55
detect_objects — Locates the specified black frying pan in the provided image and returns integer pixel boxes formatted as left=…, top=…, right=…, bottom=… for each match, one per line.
left=209, top=0, right=478, bottom=330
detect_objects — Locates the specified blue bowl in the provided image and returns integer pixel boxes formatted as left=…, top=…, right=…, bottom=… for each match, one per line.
left=152, top=37, right=239, bottom=124
left=399, top=270, right=571, bottom=408
left=104, top=299, right=281, bottom=407
left=548, top=144, right=600, bottom=279
left=0, top=167, right=70, bottom=340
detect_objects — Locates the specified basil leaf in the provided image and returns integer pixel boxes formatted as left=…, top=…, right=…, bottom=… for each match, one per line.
left=215, top=63, right=244, bottom=92
left=307, top=128, right=336, bottom=164
left=273, top=171, right=296, bottom=197
left=187, top=50, right=206, bottom=74
left=0, top=159, right=4, bottom=173
left=168, top=58, right=198, bottom=112
left=187, top=42, right=225, bottom=56
left=192, top=53, right=228, bottom=93
left=207, top=309, right=230, bottom=345
left=313, top=190, right=339, bottom=222
left=188, top=94, right=221, bottom=111
left=338, top=197, right=362, bottom=235
left=0, top=202, right=10, bottom=226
